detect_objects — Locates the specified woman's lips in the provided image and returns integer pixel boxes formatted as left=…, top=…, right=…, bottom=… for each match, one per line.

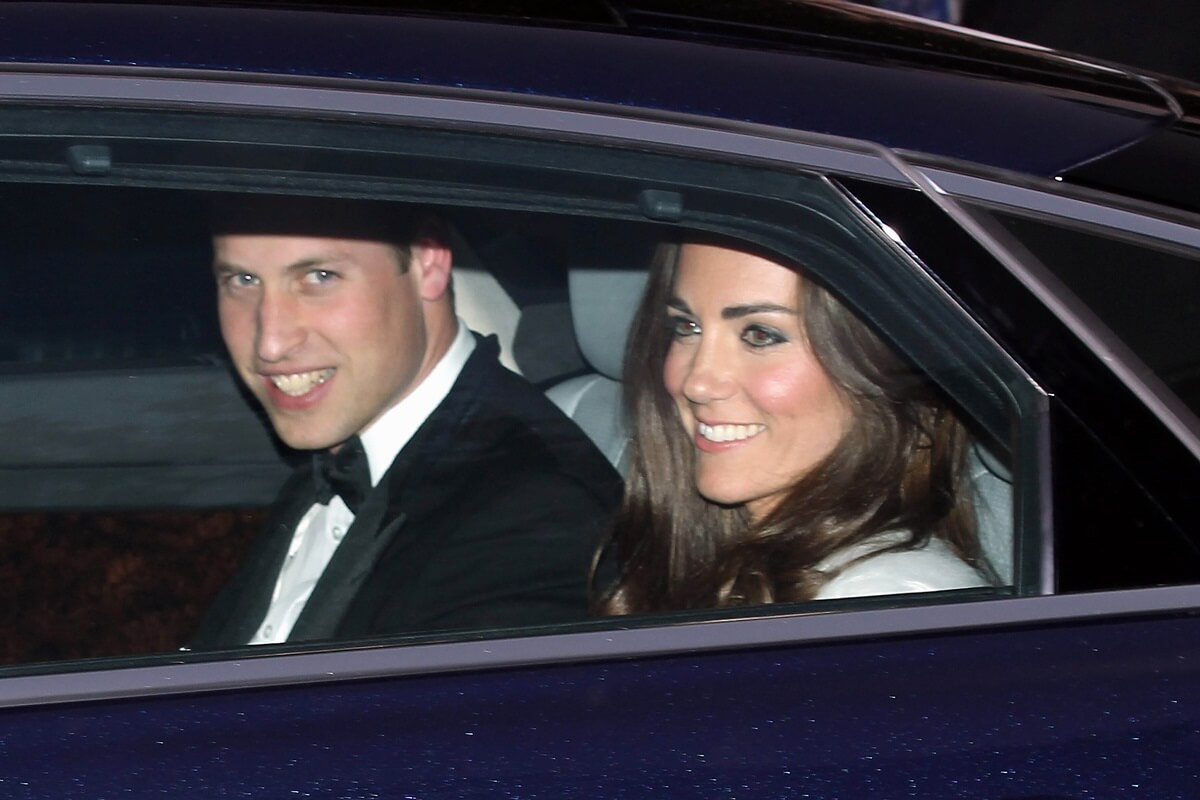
left=694, top=421, right=765, bottom=453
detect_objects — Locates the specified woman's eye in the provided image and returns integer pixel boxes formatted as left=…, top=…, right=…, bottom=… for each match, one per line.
left=742, top=325, right=785, bottom=348
left=668, top=316, right=700, bottom=338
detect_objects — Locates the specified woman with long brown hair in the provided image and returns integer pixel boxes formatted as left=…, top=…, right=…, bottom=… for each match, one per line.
left=596, top=238, right=992, bottom=614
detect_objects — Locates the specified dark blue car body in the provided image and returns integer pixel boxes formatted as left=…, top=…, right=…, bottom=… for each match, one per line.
left=0, top=2, right=1198, bottom=797
left=2, top=606, right=1197, bottom=797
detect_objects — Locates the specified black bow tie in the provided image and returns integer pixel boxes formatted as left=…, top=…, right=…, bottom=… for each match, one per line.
left=313, top=435, right=371, bottom=514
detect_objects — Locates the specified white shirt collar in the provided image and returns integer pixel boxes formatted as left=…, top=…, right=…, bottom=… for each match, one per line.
left=358, top=318, right=476, bottom=486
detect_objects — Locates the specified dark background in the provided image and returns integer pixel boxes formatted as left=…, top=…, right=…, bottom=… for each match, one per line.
left=865, top=0, right=1200, bottom=83
left=963, top=0, right=1200, bottom=84
left=0, top=510, right=259, bottom=664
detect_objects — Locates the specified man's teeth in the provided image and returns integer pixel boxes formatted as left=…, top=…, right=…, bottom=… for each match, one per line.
left=269, top=368, right=334, bottom=397
left=697, top=422, right=765, bottom=443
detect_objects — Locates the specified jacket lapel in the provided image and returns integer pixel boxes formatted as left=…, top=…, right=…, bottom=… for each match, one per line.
left=284, top=336, right=498, bottom=643
left=284, top=486, right=409, bottom=641
left=190, top=466, right=318, bottom=648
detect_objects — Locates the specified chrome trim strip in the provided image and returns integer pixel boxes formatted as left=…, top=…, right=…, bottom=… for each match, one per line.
left=1128, top=75, right=1183, bottom=123
left=923, top=168, right=1200, bottom=250
left=1033, top=394, right=1055, bottom=595
left=0, top=71, right=907, bottom=184
left=0, top=583, right=1197, bottom=709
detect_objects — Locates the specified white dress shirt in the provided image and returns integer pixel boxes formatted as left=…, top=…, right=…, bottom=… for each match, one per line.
left=248, top=320, right=476, bottom=644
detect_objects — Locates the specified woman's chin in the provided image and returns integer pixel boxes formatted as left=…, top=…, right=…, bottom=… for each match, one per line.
left=696, top=482, right=751, bottom=510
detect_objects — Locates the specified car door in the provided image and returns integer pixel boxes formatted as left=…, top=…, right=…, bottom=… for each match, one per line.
left=0, top=19, right=1198, bottom=800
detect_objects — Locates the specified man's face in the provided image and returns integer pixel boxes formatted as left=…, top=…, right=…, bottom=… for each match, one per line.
left=215, top=234, right=437, bottom=451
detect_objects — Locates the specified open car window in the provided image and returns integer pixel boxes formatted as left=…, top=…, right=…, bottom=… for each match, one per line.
left=0, top=105, right=1030, bottom=672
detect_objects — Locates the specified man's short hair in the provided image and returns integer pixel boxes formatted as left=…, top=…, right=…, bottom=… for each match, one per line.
left=208, top=193, right=441, bottom=272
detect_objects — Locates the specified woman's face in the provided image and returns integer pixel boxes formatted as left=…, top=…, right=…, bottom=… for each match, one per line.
left=663, top=244, right=852, bottom=521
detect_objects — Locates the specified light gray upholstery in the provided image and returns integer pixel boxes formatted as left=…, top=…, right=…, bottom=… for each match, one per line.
left=969, top=441, right=1015, bottom=585
left=454, top=267, right=521, bottom=374
left=547, top=374, right=629, bottom=471
left=566, top=267, right=648, bottom=380
left=446, top=226, right=523, bottom=375
left=546, top=267, right=647, bottom=474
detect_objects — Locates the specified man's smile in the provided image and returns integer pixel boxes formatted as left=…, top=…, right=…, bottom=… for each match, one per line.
left=266, top=368, right=336, bottom=397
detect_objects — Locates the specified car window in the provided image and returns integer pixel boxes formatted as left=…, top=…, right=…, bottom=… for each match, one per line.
left=0, top=109, right=1024, bottom=672
left=836, top=175, right=1200, bottom=594
left=971, top=208, right=1200, bottom=421
left=0, top=185, right=222, bottom=370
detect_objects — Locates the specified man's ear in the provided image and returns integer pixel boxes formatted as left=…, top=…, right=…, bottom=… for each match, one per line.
left=410, top=237, right=453, bottom=302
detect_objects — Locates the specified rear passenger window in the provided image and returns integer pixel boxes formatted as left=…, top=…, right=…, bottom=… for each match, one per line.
left=957, top=205, right=1200, bottom=591
left=979, top=210, right=1200, bottom=418
left=0, top=115, right=1026, bottom=672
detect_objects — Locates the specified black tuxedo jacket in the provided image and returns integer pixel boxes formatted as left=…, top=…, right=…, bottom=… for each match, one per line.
left=191, top=336, right=622, bottom=648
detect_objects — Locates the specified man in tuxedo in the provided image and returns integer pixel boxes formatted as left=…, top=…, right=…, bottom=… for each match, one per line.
left=191, top=197, right=621, bottom=648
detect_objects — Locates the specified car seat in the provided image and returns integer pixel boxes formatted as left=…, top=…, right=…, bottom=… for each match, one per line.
left=545, top=264, right=647, bottom=473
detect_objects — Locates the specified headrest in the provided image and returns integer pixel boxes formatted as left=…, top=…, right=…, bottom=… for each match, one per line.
left=568, top=267, right=649, bottom=380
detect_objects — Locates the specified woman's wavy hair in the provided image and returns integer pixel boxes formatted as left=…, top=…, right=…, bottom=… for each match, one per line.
left=596, top=239, right=984, bottom=614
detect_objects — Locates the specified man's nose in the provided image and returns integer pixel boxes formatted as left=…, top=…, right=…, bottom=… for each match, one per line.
left=681, top=338, right=735, bottom=404
left=254, top=288, right=305, bottom=363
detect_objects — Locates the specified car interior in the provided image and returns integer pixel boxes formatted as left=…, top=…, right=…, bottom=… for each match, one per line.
left=0, top=133, right=1022, bottom=666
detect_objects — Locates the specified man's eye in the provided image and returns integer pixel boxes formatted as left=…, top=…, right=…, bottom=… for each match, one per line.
left=223, top=273, right=258, bottom=290
left=668, top=316, right=700, bottom=338
left=742, top=325, right=785, bottom=348
left=303, top=269, right=336, bottom=285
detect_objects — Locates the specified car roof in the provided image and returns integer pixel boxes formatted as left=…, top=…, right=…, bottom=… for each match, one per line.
left=0, top=0, right=1188, bottom=179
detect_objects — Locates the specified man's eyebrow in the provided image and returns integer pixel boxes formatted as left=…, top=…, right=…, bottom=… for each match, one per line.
left=211, top=255, right=339, bottom=276
left=722, top=303, right=796, bottom=319
left=282, top=255, right=339, bottom=274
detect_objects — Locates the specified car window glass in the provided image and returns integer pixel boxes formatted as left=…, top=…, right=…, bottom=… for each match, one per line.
left=0, top=185, right=223, bottom=370
left=0, top=509, right=260, bottom=664
left=972, top=208, right=1200, bottom=420
left=834, top=178, right=1200, bottom=595
left=0, top=125, right=1023, bottom=673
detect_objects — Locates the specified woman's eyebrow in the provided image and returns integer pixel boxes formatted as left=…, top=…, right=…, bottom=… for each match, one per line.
left=666, top=296, right=692, bottom=313
left=722, top=303, right=796, bottom=319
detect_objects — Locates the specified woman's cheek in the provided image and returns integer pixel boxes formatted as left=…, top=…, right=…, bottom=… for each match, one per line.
left=747, top=360, right=812, bottom=415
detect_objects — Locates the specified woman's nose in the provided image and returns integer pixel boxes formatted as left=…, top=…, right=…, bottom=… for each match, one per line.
left=681, top=339, right=735, bottom=404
